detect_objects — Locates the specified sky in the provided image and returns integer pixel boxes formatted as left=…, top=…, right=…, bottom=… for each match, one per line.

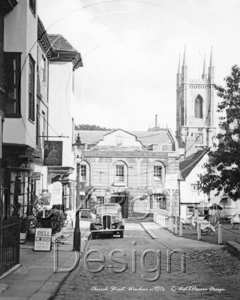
left=38, top=0, right=240, bottom=132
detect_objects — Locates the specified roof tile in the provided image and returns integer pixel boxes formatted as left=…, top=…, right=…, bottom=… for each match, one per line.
left=48, top=34, right=77, bottom=52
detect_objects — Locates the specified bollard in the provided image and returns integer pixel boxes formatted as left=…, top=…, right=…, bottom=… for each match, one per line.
left=179, top=221, right=183, bottom=236
left=197, top=223, right=201, bottom=240
left=218, top=224, right=222, bottom=245
left=169, top=217, right=172, bottom=231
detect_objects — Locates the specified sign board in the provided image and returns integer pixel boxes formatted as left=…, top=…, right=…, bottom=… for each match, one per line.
left=39, top=193, right=51, bottom=206
left=165, top=174, right=179, bottom=190
left=44, top=141, right=63, bottom=166
left=31, top=172, right=41, bottom=181
left=51, top=182, right=62, bottom=206
left=34, top=228, right=52, bottom=251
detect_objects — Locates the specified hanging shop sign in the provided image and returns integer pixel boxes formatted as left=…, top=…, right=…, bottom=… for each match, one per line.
left=44, top=141, right=63, bottom=166
left=34, top=228, right=52, bottom=251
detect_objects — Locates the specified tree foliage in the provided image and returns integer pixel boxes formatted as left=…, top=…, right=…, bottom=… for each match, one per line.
left=199, top=65, right=240, bottom=201
left=75, top=124, right=115, bottom=131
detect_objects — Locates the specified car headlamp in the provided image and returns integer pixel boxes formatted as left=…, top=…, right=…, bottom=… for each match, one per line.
left=112, top=216, right=119, bottom=223
left=95, top=216, right=101, bottom=224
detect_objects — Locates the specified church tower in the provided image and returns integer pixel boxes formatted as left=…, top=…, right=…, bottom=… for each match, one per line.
left=176, top=46, right=216, bottom=157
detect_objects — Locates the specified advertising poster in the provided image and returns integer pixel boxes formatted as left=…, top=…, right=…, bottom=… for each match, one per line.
left=51, top=181, right=63, bottom=206
left=34, top=228, right=52, bottom=252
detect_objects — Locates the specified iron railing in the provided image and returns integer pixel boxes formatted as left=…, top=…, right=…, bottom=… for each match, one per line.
left=0, top=217, right=20, bottom=277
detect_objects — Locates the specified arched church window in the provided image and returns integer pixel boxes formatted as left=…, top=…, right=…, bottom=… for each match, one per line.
left=195, top=95, right=203, bottom=118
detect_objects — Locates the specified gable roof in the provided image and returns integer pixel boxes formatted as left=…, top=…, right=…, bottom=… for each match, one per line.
left=176, top=136, right=185, bottom=148
left=179, top=148, right=209, bottom=179
left=0, top=0, right=18, bottom=13
left=131, top=130, right=171, bottom=145
left=76, top=129, right=173, bottom=147
left=48, top=34, right=78, bottom=52
left=103, top=129, right=137, bottom=138
left=48, top=34, right=83, bottom=69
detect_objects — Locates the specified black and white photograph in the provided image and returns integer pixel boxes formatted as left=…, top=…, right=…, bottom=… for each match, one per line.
left=1, top=0, right=240, bottom=299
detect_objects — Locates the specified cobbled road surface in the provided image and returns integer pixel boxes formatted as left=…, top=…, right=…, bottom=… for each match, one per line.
left=54, top=222, right=240, bottom=300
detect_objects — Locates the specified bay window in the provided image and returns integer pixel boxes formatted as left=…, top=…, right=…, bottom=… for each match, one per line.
left=29, top=55, right=35, bottom=121
left=4, top=52, right=21, bottom=117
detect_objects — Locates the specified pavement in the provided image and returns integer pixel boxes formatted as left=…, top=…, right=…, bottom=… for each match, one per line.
left=1, top=220, right=240, bottom=300
left=55, top=220, right=240, bottom=300
left=140, top=222, right=224, bottom=250
left=0, top=220, right=91, bottom=300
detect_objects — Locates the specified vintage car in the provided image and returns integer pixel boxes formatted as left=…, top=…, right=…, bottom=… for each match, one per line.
left=90, top=203, right=125, bottom=239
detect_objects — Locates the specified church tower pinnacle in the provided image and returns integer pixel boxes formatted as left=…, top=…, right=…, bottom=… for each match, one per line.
left=182, top=45, right=187, bottom=83
left=176, top=47, right=216, bottom=157
left=202, top=55, right=206, bottom=79
left=208, top=47, right=214, bottom=83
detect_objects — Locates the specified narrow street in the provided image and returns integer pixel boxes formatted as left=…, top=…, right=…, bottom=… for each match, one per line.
left=55, top=221, right=240, bottom=300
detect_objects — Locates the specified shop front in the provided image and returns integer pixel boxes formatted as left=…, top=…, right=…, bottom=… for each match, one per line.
left=2, top=145, right=42, bottom=219
left=47, top=166, right=75, bottom=221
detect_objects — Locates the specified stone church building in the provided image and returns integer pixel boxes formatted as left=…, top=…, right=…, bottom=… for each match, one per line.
left=177, top=47, right=217, bottom=217
left=176, top=46, right=216, bottom=157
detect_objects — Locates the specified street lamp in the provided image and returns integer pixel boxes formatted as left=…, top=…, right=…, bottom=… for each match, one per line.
left=72, top=133, right=85, bottom=252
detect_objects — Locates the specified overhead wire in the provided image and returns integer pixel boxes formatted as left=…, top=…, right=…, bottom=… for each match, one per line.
left=38, top=111, right=60, bottom=137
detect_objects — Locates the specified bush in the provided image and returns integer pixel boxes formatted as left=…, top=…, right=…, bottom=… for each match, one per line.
left=20, top=215, right=30, bottom=233
left=36, top=209, right=66, bottom=234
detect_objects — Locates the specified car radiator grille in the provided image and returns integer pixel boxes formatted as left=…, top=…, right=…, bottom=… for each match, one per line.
left=103, top=215, right=112, bottom=229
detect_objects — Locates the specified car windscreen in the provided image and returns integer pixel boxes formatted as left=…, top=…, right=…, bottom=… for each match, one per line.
left=96, top=206, right=118, bottom=214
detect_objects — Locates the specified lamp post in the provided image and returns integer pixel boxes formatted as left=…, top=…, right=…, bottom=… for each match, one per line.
left=72, top=133, right=85, bottom=252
